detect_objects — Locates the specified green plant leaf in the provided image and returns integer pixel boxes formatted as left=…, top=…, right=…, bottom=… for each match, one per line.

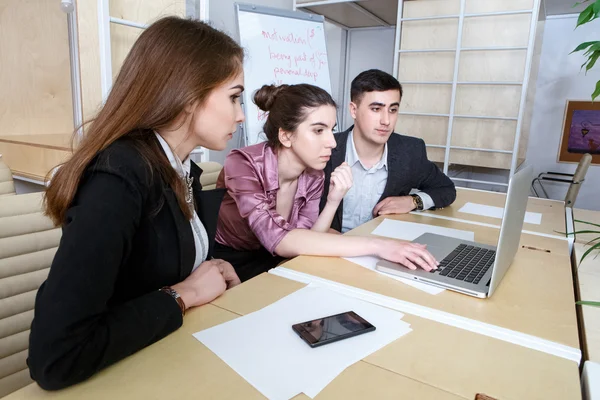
left=576, top=301, right=600, bottom=307
left=584, top=236, right=600, bottom=246
left=594, top=0, right=600, bottom=16
left=593, top=80, right=600, bottom=101
left=581, top=241, right=600, bottom=262
left=587, top=52, right=600, bottom=71
left=571, top=41, right=597, bottom=53
left=573, top=0, right=591, bottom=6
left=575, top=219, right=600, bottom=228
left=583, top=42, right=600, bottom=55
left=576, top=4, right=595, bottom=27
left=566, top=230, right=600, bottom=235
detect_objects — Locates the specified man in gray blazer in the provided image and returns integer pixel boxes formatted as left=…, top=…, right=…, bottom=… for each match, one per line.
left=320, top=69, right=456, bottom=233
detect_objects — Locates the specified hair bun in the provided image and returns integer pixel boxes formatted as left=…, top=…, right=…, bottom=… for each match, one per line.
left=253, top=84, right=289, bottom=112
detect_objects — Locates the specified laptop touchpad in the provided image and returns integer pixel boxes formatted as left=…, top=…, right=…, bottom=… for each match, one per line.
left=412, top=233, right=461, bottom=261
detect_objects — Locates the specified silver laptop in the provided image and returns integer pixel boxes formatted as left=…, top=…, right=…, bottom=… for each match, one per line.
left=375, top=165, right=534, bottom=298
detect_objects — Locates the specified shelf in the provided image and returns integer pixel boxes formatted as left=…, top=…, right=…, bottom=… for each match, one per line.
left=296, top=0, right=397, bottom=28
left=296, top=1, right=533, bottom=29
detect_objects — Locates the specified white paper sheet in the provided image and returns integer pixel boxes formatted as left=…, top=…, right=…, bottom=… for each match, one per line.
left=193, top=285, right=411, bottom=400
left=343, top=255, right=445, bottom=295
left=459, top=202, right=542, bottom=225
left=371, top=219, right=475, bottom=242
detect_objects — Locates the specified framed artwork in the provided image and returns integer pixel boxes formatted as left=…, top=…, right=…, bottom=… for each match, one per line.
left=558, top=100, right=600, bottom=164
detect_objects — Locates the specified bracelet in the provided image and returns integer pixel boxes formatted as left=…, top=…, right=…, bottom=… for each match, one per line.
left=159, top=286, right=186, bottom=317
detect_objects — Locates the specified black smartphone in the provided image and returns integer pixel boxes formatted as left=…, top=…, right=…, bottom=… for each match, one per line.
left=292, top=311, right=376, bottom=348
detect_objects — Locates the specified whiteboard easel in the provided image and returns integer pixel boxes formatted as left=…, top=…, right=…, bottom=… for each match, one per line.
left=235, top=3, right=333, bottom=146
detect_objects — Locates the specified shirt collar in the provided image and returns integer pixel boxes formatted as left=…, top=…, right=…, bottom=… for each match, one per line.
left=154, top=132, right=191, bottom=177
left=345, top=130, right=388, bottom=171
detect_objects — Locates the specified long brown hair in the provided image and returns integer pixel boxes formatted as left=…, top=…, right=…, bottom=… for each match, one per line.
left=45, top=17, right=243, bottom=226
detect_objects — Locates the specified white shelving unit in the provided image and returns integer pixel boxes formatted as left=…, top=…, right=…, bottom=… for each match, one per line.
left=294, top=0, right=545, bottom=191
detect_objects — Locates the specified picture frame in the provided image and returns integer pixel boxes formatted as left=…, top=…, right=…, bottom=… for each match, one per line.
left=558, top=100, right=600, bottom=164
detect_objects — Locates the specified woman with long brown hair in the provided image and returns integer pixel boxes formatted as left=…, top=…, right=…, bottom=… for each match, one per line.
left=28, top=17, right=243, bottom=390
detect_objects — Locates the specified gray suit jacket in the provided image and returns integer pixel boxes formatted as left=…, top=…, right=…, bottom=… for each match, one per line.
left=319, top=126, right=456, bottom=232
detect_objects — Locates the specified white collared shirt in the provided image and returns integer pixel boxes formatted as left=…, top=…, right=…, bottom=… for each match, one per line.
left=341, top=131, right=434, bottom=233
left=341, top=131, right=389, bottom=233
left=155, top=133, right=208, bottom=271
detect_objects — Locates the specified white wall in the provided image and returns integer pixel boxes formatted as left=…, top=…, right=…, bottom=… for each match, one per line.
left=525, top=15, right=600, bottom=210
left=324, top=21, right=346, bottom=108
left=343, top=27, right=396, bottom=129
left=207, top=0, right=294, bottom=165
left=186, top=0, right=198, bottom=18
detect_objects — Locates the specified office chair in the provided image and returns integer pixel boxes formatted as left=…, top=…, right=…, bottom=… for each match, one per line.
left=0, top=193, right=61, bottom=397
left=0, top=156, right=16, bottom=197
left=531, top=153, right=592, bottom=207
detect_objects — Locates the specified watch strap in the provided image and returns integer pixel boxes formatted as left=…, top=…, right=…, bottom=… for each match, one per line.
left=159, top=286, right=186, bottom=316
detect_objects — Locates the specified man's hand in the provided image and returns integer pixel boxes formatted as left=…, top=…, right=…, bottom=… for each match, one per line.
left=373, top=196, right=415, bottom=216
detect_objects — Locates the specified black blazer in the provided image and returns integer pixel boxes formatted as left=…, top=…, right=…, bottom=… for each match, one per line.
left=320, top=126, right=456, bottom=232
left=27, top=134, right=225, bottom=390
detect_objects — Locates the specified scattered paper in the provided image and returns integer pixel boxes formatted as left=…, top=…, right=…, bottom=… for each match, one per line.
left=459, top=202, right=542, bottom=225
left=371, top=219, right=475, bottom=242
left=343, top=255, right=445, bottom=295
left=194, top=285, right=411, bottom=400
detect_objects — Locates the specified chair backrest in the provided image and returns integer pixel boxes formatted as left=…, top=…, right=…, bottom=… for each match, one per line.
left=0, top=157, right=16, bottom=197
left=198, top=161, right=223, bottom=191
left=565, top=153, right=592, bottom=207
left=0, top=192, right=61, bottom=397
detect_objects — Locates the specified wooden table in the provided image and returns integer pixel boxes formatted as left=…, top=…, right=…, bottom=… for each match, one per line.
left=6, top=273, right=581, bottom=400
left=3, top=280, right=464, bottom=400
left=282, top=212, right=578, bottom=349
left=212, top=274, right=581, bottom=400
left=426, top=187, right=567, bottom=238
left=574, top=243, right=600, bottom=363
left=572, top=207, right=600, bottom=245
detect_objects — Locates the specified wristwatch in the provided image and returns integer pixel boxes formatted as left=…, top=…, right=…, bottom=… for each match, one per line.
left=410, top=194, right=424, bottom=211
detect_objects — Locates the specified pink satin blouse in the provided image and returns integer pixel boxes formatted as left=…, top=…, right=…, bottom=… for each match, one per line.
left=215, top=143, right=324, bottom=255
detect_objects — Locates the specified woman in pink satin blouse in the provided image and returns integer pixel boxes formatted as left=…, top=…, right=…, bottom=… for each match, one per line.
left=214, top=83, right=438, bottom=282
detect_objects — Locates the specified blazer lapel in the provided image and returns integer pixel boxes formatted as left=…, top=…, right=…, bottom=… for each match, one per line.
left=163, top=185, right=196, bottom=280
left=330, top=127, right=351, bottom=231
left=190, top=163, right=225, bottom=259
left=151, top=133, right=195, bottom=279
left=331, top=127, right=350, bottom=168
left=379, top=135, right=402, bottom=202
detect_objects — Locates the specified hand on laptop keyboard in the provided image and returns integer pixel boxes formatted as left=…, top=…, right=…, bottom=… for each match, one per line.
left=375, top=239, right=439, bottom=272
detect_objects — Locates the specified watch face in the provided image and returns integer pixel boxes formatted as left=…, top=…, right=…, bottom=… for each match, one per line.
left=412, top=195, right=423, bottom=210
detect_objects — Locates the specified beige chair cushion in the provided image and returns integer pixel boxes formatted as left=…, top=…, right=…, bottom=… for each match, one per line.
left=198, top=161, right=223, bottom=191
left=0, top=192, right=61, bottom=397
left=0, top=157, right=16, bottom=197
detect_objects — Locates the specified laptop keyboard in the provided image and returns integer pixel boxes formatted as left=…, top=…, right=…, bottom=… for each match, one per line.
left=436, top=244, right=496, bottom=284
